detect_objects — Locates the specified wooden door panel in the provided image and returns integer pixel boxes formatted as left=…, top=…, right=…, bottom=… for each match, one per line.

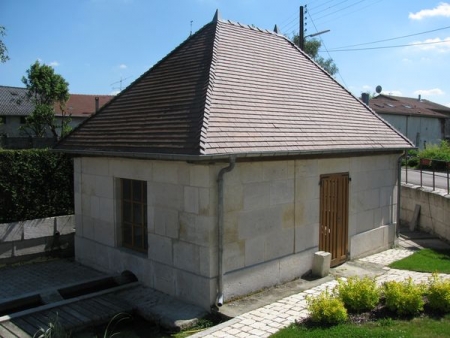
left=319, top=173, right=349, bottom=267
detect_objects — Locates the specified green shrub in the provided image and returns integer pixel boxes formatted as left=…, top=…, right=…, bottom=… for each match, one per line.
left=0, top=149, right=73, bottom=223
left=383, top=278, right=425, bottom=316
left=306, top=289, right=348, bottom=325
left=335, top=276, right=381, bottom=313
left=417, top=141, right=450, bottom=170
left=427, top=273, right=450, bottom=313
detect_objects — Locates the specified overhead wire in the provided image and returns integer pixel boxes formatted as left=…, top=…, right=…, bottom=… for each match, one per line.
left=329, top=25, right=450, bottom=50
left=306, top=9, right=349, bottom=89
left=317, top=0, right=385, bottom=25
left=325, top=39, right=450, bottom=52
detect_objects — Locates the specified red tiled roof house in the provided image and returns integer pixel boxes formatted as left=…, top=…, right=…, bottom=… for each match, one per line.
left=55, top=12, right=414, bottom=310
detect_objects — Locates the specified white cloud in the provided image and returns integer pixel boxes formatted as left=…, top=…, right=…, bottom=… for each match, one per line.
left=446, top=103, right=450, bottom=107
left=49, top=61, right=60, bottom=67
left=409, top=2, right=450, bottom=20
left=381, top=90, right=403, bottom=96
left=410, top=37, right=450, bottom=52
left=109, top=90, right=120, bottom=95
left=413, top=88, right=445, bottom=96
left=362, top=85, right=372, bottom=91
left=119, top=64, right=127, bottom=69
left=402, top=58, right=413, bottom=63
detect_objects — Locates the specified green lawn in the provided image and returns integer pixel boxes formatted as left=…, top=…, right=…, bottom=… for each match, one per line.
left=389, top=249, right=450, bottom=273
left=271, top=316, right=450, bottom=338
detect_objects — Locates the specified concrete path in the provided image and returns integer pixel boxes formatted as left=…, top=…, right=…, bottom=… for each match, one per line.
left=191, top=232, right=450, bottom=338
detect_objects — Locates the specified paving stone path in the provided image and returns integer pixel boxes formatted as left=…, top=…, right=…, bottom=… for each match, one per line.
left=192, top=247, right=449, bottom=338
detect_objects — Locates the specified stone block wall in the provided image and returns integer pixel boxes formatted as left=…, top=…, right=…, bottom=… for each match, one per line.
left=74, top=157, right=217, bottom=309
left=401, top=183, right=450, bottom=240
left=74, top=153, right=400, bottom=309
left=221, top=154, right=399, bottom=300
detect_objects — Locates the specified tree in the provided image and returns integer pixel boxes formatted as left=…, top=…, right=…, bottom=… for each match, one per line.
left=21, top=61, right=70, bottom=139
left=292, top=35, right=338, bottom=76
left=0, top=26, right=9, bottom=63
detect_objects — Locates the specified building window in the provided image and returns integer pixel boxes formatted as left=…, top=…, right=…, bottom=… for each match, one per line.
left=121, top=178, right=148, bottom=252
left=0, top=117, right=5, bottom=124
left=20, top=116, right=27, bottom=124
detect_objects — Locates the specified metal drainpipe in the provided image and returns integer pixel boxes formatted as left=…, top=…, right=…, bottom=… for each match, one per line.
left=396, top=152, right=406, bottom=238
left=216, top=156, right=236, bottom=308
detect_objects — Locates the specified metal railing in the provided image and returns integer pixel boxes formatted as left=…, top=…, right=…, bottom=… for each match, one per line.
left=404, top=156, right=450, bottom=194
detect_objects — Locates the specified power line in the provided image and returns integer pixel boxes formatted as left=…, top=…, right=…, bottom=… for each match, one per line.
left=325, top=39, right=450, bottom=52
left=313, top=0, right=366, bottom=21
left=309, top=0, right=350, bottom=16
left=329, top=25, right=450, bottom=50
left=316, top=0, right=384, bottom=25
left=306, top=10, right=349, bottom=89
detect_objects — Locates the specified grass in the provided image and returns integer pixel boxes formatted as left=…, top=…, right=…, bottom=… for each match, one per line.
left=389, top=249, right=450, bottom=274
left=271, top=315, right=450, bottom=338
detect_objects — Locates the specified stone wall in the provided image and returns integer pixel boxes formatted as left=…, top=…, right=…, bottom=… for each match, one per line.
left=74, top=153, right=400, bottom=310
left=0, top=215, right=75, bottom=263
left=401, top=183, right=450, bottom=240
left=74, top=157, right=217, bottom=310
left=221, top=154, right=399, bottom=300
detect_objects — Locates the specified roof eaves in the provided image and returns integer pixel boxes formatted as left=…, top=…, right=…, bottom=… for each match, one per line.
left=53, top=146, right=414, bottom=163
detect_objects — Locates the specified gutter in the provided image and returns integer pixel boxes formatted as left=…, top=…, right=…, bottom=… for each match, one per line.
left=53, top=147, right=413, bottom=163
left=396, top=152, right=406, bottom=239
left=216, top=156, right=236, bottom=308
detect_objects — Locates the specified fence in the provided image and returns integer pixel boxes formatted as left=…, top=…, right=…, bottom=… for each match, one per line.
left=404, top=157, right=450, bottom=194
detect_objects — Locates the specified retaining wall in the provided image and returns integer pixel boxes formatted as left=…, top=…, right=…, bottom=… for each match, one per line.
left=401, top=183, right=450, bottom=241
left=0, top=215, right=75, bottom=264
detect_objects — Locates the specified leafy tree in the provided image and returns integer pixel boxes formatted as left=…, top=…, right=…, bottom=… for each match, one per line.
left=0, top=26, right=9, bottom=63
left=21, top=61, right=70, bottom=139
left=292, top=35, right=338, bottom=76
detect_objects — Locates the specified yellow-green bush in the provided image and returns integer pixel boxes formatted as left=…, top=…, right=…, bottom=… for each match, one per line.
left=306, top=289, right=348, bottom=325
left=427, top=273, right=450, bottom=313
left=335, top=276, right=381, bottom=313
left=383, top=278, right=425, bottom=316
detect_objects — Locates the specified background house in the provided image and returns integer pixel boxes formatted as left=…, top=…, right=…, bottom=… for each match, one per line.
left=365, top=94, right=450, bottom=149
left=0, top=85, right=113, bottom=148
left=55, top=13, right=414, bottom=310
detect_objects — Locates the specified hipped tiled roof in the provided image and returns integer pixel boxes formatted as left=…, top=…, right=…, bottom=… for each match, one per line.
left=370, top=94, right=450, bottom=118
left=55, top=14, right=414, bottom=157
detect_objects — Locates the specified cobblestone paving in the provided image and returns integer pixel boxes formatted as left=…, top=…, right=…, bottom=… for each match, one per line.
left=192, top=247, right=448, bottom=338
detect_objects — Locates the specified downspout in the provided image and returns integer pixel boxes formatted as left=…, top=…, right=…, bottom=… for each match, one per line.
left=396, top=152, right=406, bottom=239
left=216, top=156, right=236, bottom=308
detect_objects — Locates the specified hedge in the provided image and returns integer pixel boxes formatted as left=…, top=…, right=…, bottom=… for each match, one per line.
left=0, top=149, right=74, bottom=223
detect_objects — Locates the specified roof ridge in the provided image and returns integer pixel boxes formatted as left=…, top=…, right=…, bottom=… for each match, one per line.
left=217, top=17, right=284, bottom=37
left=199, top=21, right=220, bottom=155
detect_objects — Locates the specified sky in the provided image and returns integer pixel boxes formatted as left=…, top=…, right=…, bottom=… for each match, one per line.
left=1, top=0, right=450, bottom=107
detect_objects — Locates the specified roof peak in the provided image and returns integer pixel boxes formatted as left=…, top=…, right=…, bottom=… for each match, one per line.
left=212, top=9, right=221, bottom=22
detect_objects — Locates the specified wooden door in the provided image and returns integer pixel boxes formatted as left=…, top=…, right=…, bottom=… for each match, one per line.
left=319, top=173, right=349, bottom=267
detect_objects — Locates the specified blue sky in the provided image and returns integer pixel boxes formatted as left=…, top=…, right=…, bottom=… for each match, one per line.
left=1, top=0, right=449, bottom=106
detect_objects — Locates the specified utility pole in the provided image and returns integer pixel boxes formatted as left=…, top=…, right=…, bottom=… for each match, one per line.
left=299, top=6, right=304, bottom=50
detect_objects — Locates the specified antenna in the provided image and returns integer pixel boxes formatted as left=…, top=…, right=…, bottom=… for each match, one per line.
left=190, top=20, right=193, bottom=36
left=110, top=76, right=132, bottom=92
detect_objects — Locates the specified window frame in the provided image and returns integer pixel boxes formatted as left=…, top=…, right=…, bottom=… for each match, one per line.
left=120, top=178, right=148, bottom=253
